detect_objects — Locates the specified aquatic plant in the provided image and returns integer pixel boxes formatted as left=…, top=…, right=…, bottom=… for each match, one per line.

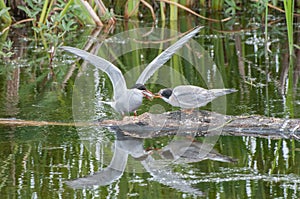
left=224, top=0, right=241, bottom=15
left=0, top=39, right=14, bottom=59
left=0, top=0, right=11, bottom=29
left=125, top=0, right=139, bottom=19
left=283, top=0, right=294, bottom=56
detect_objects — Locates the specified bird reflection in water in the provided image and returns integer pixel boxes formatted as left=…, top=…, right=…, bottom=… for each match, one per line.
left=66, top=129, right=236, bottom=196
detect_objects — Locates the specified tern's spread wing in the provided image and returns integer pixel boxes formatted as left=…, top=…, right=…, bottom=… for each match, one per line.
left=136, top=26, right=202, bottom=84
left=61, top=46, right=127, bottom=100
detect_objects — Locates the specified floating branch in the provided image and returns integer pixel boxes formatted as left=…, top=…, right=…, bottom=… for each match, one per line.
left=0, top=119, right=77, bottom=127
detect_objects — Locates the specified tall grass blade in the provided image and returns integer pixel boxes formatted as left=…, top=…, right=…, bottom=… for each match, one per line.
left=126, top=0, right=139, bottom=18
left=160, top=1, right=166, bottom=21
left=0, top=0, right=12, bottom=27
left=59, top=0, right=73, bottom=21
left=38, top=0, right=49, bottom=27
left=212, top=0, right=224, bottom=10
left=170, top=0, right=178, bottom=20
left=283, top=0, right=295, bottom=117
left=283, top=0, right=294, bottom=56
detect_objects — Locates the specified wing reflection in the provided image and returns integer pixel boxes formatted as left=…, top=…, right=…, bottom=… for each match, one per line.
left=67, top=130, right=236, bottom=196
left=158, top=139, right=237, bottom=164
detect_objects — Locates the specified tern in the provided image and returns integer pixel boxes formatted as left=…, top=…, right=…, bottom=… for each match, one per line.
left=61, top=26, right=201, bottom=116
left=156, top=85, right=237, bottom=109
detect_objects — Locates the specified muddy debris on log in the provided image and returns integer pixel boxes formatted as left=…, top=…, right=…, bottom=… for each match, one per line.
left=99, top=110, right=300, bottom=140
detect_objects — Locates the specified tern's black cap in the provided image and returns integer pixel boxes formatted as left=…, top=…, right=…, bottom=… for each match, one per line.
left=160, top=89, right=173, bottom=99
left=132, top=83, right=147, bottom=90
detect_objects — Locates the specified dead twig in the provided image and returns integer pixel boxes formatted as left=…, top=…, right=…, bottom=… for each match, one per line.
left=1, top=18, right=35, bottom=34
left=80, top=0, right=103, bottom=26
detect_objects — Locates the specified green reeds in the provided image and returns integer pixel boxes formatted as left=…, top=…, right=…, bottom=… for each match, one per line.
left=125, top=0, right=139, bottom=19
left=283, top=0, right=295, bottom=117
left=0, top=0, right=11, bottom=49
left=264, top=0, right=269, bottom=60
left=160, top=1, right=166, bottom=21
left=38, top=0, right=52, bottom=27
left=283, top=0, right=294, bottom=56
left=170, top=0, right=178, bottom=20
left=212, top=0, right=224, bottom=10
left=199, top=0, right=206, bottom=7
left=199, top=0, right=224, bottom=10
left=0, top=0, right=12, bottom=28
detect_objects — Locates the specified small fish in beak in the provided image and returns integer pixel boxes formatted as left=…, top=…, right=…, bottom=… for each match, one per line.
left=133, top=83, right=154, bottom=101
left=142, top=90, right=154, bottom=100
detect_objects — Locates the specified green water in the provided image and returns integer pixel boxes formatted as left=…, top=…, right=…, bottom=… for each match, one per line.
left=0, top=16, right=300, bottom=198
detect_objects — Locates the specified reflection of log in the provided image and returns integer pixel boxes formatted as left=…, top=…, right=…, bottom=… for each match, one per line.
left=101, top=110, right=300, bottom=140
left=0, top=110, right=299, bottom=140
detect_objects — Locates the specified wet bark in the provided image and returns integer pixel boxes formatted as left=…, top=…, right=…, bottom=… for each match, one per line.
left=100, top=110, right=300, bottom=140
left=1, top=110, right=299, bottom=140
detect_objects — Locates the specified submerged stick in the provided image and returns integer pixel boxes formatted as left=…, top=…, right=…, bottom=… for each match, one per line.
left=0, top=119, right=76, bottom=127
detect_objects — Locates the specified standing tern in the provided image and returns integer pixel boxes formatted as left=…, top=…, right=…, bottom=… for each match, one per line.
left=156, top=85, right=237, bottom=109
left=61, top=26, right=201, bottom=116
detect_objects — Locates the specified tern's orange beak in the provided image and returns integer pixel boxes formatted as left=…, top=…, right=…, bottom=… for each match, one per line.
left=154, top=93, right=162, bottom=98
left=142, top=90, right=154, bottom=101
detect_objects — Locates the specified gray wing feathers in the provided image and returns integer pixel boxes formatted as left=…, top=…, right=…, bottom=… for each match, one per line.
left=61, top=46, right=127, bottom=100
left=210, top=89, right=237, bottom=97
left=172, top=86, right=236, bottom=108
left=173, top=86, right=213, bottom=107
left=136, top=26, right=202, bottom=84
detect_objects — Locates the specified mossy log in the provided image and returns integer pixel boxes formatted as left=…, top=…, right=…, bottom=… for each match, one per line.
left=1, top=110, right=299, bottom=140
left=100, top=110, right=300, bottom=140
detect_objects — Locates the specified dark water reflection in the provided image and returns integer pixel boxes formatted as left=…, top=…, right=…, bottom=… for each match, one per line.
left=0, top=125, right=299, bottom=198
left=0, top=16, right=300, bottom=198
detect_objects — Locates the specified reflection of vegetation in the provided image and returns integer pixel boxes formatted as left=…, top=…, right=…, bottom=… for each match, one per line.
left=0, top=152, right=15, bottom=191
left=0, top=125, right=298, bottom=198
